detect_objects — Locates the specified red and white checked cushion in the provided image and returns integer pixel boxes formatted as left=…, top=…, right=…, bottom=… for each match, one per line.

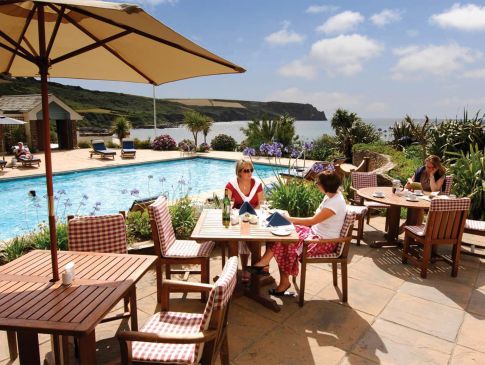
left=131, top=312, right=203, bottom=364
left=148, top=196, right=177, bottom=256
left=309, top=212, right=356, bottom=258
left=68, top=214, right=127, bottom=253
left=405, top=224, right=426, bottom=237
left=465, top=220, right=485, bottom=232
left=346, top=205, right=368, bottom=217
left=352, top=172, right=378, bottom=204
left=443, top=175, right=453, bottom=195
left=429, top=197, right=470, bottom=212
left=364, top=201, right=390, bottom=209
left=166, top=240, right=215, bottom=258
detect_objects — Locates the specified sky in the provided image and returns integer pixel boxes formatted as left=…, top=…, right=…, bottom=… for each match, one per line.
left=51, top=1, right=485, bottom=119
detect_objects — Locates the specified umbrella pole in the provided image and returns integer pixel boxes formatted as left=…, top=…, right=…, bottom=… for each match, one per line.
left=38, top=4, right=59, bottom=282
left=153, top=84, right=157, bottom=139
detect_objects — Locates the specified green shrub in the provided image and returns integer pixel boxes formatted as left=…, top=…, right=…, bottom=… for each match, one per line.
left=0, top=236, right=32, bottom=264
left=126, top=209, right=152, bottom=244
left=78, top=141, right=91, bottom=148
left=353, top=142, right=421, bottom=182
left=211, top=134, right=237, bottom=151
left=448, top=145, right=485, bottom=220
left=268, top=179, right=323, bottom=217
left=391, top=119, right=414, bottom=148
left=169, top=197, right=199, bottom=239
left=134, top=138, right=152, bottom=149
left=106, top=141, right=119, bottom=148
left=30, top=222, right=69, bottom=251
left=307, top=134, right=340, bottom=161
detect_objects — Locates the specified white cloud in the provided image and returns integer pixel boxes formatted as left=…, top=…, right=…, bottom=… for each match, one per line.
left=310, top=34, right=383, bottom=76
left=265, top=21, right=305, bottom=45
left=305, top=5, right=339, bottom=14
left=316, top=11, right=364, bottom=34
left=278, top=60, right=317, bottom=79
left=430, top=4, right=485, bottom=31
left=463, top=68, right=485, bottom=78
left=370, top=9, right=402, bottom=26
left=392, top=43, right=481, bottom=79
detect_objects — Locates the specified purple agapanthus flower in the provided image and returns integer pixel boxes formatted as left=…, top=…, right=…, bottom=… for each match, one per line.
left=121, top=188, right=128, bottom=194
left=243, top=147, right=256, bottom=156
left=304, top=141, right=314, bottom=151
left=148, top=174, right=153, bottom=179
left=290, top=147, right=300, bottom=158
left=159, top=176, right=166, bottom=183
left=178, top=178, right=186, bottom=186
left=95, top=201, right=102, bottom=206
left=130, top=188, right=140, bottom=197
left=64, top=198, right=72, bottom=207
left=311, top=163, right=325, bottom=173
left=82, top=194, right=89, bottom=200
left=259, top=143, right=272, bottom=156
left=57, top=189, right=66, bottom=195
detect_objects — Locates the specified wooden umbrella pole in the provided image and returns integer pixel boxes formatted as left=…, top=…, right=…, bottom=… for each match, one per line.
left=38, top=4, right=59, bottom=282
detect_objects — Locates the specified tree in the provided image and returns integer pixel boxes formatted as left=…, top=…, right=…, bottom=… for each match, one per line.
left=111, top=116, right=131, bottom=143
left=331, top=108, right=358, bottom=133
left=202, top=116, right=214, bottom=144
left=405, top=115, right=432, bottom=160
left=183, top=110, right=208, bottom=146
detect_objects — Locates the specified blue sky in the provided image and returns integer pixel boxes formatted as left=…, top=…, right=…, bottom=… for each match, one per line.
left=53, top=1, right=485, bottom=119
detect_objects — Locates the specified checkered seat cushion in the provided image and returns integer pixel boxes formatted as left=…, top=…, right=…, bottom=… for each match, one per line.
left=346, top=205, right=368, bottom=217
left=465, top=220, right=485, bottom=232
left=131, top=257, right=238, bottom=365
left=308, top=212, right=356, bottom=258
left=351, top=172, right=390, bottom=208
left=405, top=224, right=426, bottom=237
left=148, top=196, right=214, bottom=258
left=68, top=214, right=127, bottom=253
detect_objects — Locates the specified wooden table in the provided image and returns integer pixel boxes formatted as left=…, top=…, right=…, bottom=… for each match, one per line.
left=0, top=250, right=156, bottom=365
left=357, top=187, right=431, bottom=247
left=191, top=209, right=299, bottom=312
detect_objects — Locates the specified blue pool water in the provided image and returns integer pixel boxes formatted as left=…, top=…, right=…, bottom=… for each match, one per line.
left=0, top=158, right=283, bottom=240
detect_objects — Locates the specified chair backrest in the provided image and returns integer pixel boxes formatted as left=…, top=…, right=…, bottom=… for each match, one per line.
left=424, top=197, right=470, bottom=242
left=442, top=175, right=453, bottom=195
left=91, top=139, right=107, bottom=151
left=197, top=257, right=238, bottom=364
left=351, top=172, right=378, bottom=204
left=122, top=139, right=135, bottom=149
left=335, top=211, right=356, bottom=256
left=148, top=196, right=176, bottom=256
left=68, top=214, right=127, bottom=253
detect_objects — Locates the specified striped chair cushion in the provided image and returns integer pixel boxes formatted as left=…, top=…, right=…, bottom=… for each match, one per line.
left=68, top=214, right=127, bottom=253
left=465, top=220, right=485, bottom=232
left=148, top=196, right=177, bottom=256
left=131, top=312, right=203, bottom=364
left=346, top=205, right=368, bottom=217
left=166, top=240, right=215, bottom=258
left=405, top=224, right=427, bottom=237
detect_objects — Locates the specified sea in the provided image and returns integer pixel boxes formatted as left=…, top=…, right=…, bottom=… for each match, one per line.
left=129, top=118, right=399, bottom=143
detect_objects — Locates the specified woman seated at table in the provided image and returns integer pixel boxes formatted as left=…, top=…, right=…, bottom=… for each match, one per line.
left=405, top=155, right=446, bottom=192
left=225, top=158, right=264, bottom=282
left=247, top=171, right=346, bottom=296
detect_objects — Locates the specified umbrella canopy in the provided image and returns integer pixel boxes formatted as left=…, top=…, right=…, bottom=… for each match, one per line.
left=0, top=0, right=245, bottom=281
left=0, top=115, right=26, bottom=124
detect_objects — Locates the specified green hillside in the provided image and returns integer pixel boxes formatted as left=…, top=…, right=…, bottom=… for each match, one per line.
left=0, top=77, right=326, bottom=129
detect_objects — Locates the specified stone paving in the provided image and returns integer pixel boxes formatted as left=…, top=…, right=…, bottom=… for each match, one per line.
left=1, top=216, right=484, bottom=365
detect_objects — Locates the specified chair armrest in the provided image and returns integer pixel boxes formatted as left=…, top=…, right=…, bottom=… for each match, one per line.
left=117, top=329, right=217, bottom=344
left=163, top=279, right=213, bottom=293
left=303, top=236, right=352, bottom=244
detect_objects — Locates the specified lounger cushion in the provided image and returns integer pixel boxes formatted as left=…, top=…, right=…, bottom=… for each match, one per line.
left=97, top=149, right=116, bottom=155
left=465, top=220, right=485, bottom=232
left=131, top=311, right=203, bottom=364
left=122, top=149, right=136, bottom=153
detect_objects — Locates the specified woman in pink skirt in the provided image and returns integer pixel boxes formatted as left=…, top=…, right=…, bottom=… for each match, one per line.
left=247, top=171, right=346, bottom=296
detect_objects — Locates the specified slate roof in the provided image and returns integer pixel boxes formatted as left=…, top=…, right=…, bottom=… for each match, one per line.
left=0, top=94, right=48, bottom=113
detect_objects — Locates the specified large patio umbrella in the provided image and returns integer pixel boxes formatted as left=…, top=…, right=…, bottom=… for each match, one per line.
left=0, top=0, right=245, bottom=281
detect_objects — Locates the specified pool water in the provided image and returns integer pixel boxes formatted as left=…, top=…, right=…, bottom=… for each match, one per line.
left=0, top=158, right=283, bottom=240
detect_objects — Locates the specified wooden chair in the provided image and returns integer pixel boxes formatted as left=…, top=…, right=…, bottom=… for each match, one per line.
left=117, top=257, right=238, bottom=365
left=296, top=211, right=356, bottom=307
left=442, top=175, right=453, bottom=195
left=402, top=197, right=470, bottom=278
left=148, top=196, right=215, bottom=302
left=346, top=205, right=368, bottom=245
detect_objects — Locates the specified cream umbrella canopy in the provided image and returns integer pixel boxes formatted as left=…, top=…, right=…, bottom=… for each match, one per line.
left=0, top=0, right=245, bottom=281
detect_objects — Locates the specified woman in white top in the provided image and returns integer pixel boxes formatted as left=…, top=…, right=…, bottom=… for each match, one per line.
left=247, top=171, right=346, bottom=296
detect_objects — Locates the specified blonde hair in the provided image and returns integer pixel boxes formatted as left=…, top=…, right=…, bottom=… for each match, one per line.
left=235, top=159, right=254, bottom=177
left=425, top=155, right=446, bottom=176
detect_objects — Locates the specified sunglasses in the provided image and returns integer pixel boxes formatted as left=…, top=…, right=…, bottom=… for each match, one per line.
left=242, top=168, right=254, bottom=173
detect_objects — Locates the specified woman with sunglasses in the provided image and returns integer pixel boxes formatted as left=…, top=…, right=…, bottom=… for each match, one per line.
left=247, top=171, right=346, bottom=296
left=225, top=159, right=264, bottom=282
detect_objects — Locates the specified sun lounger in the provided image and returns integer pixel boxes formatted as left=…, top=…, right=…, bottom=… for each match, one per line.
left=90, top=139, right=116, bottom=159
left=17, top=155, right=41, bottom=167
left=121, top=139, right=136, bottom=158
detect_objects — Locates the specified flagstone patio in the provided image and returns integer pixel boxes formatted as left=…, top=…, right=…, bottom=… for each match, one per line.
left=1, top=216, right=484, bottom=365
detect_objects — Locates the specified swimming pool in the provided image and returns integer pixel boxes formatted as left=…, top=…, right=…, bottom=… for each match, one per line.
left=0, top=158, right=283, bottom=240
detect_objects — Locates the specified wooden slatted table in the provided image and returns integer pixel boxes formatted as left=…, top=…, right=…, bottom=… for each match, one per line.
left=191, top=209, right=299, bottom=312
left=357, top=186, right=431, bottom=247
left=0, top=250, right=156, bottom=364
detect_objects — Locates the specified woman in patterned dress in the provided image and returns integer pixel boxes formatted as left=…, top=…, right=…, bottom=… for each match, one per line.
left=247, top=171, right=346, bottom=296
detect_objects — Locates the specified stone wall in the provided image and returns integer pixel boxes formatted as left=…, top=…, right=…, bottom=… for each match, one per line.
left=353, top=149, right=394, bottom=186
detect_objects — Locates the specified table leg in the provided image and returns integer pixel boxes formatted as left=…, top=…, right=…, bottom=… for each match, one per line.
left=51, top=334, right=70, bottom=365
left=17, top=330, right=40, bottom=365
left=7, top=330, right=17, bottom=361
left=371, top=205, right=402, bottom=247
left=130, top=286, right=138, bottom=331
left=78, top=331, right=97, bottom=365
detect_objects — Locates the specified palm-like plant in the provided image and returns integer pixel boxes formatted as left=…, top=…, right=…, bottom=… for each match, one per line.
left=111, top=116, right=131, bottom=143
left=202, top=116, right=214, bottom=144
left=183, top=110, right=208, bottom=146
left=405, top=115, right=433, bottom=160
left=241, top=114, right=297, bottom=149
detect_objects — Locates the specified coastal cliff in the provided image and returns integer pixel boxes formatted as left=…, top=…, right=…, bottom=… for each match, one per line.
left=0, top=77, right=326, bottom=129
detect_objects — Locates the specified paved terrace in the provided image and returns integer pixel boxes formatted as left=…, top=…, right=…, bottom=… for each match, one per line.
left=1, top=217, right=484, bottom=365
left=1, top=149, right=484, bottom=364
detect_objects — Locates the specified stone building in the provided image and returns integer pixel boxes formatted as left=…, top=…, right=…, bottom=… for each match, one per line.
left=0, top=94, right=82, bottom=152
